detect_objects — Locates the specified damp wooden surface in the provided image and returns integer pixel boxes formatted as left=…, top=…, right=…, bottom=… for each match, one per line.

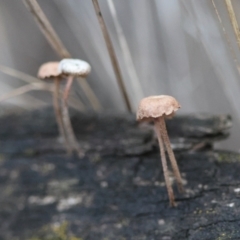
left=0, top=108, right=239, bottom=240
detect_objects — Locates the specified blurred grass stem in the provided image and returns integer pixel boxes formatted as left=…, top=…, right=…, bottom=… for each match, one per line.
left=225, top=0, right=240, bottom=50
left=107, top=0, right=144, bottom=107
left=92, top=0, right=132, bottom=112
left=0, top=65, right=84, bottom=111
left=23, top=0, right=101, bottom=111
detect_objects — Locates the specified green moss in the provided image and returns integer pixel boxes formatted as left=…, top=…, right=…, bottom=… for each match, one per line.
left=89, top=153, right=101, bottom=163
left=214, top=152, right=240, bottom=163
left=216, top=232, right=230, bottom=240
left=23, top=148, right=37, bottom=157
left=0, top=154, right=5, bottom=165
left=29, top=221, right=83, bottom=240
left=193, top=208, right=216, bottom=215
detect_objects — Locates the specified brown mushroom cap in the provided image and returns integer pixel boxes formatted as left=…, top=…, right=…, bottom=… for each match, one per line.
left=38, top=62, right=61, bottom=79
left=136, top=95, right=180, bottom=121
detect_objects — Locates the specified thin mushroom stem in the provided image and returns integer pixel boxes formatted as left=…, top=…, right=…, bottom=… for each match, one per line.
left=158, top=116, right=184, bottom=193
left=63, top=75, right=74, bottom=102
left=155, top=119, right=176, bottom=207
left=61, top=76, right=84, bottom=157
left=53, top=77, right=71, bottom=153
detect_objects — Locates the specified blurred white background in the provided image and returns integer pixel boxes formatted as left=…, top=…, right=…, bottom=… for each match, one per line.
left=1, top=0, right=240, bottom=151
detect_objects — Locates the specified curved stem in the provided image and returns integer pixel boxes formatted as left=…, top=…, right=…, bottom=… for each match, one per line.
left=155, top=119, right=176, bottom=207
left=158, top=117, right=184, bottom=193
left=53, top=78, right=71, bottom=153
left=63, top=76, right=74, bottom=101
left=62, top=76, right=84, bottom=157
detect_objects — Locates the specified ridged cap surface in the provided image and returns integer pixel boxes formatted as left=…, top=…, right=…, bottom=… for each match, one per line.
left=136, top=95, right=180, bottom=121
left=58, top=59, right=91, bottom=77
left=38, top=62, right=61, bottom=79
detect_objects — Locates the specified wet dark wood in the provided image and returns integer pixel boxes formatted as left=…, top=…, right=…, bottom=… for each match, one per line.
left=0, top=108, right=239, bottom=240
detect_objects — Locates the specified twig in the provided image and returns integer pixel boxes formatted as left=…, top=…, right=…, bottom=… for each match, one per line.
left=212, top=0, right=240, bottom=74
left=225, top=0, right=240, bottom=50
left=0, top=83, right=54, bottom=102
left=76, top=77, right=101, bottom=111
left=67, top=95, right=85, bottom=112
left=23, top=0, right=70, bottom=58
left=0, top=64, right=39, bottom=84
left=107, top=0, right=144, bottom=106
left=92, top=0, right=132, bottom=112
left=0, top=64, right=84, bottom=111
left=23, top=0, right=101, bottom=111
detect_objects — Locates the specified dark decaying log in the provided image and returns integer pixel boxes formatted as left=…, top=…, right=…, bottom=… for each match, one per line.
left=0, top=108, right=239, bottom=240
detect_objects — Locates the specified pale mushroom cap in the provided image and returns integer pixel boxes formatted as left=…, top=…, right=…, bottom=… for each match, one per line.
left=37, top=62, right=61, bottom=79
left=58, top=59, right=91, bottom=77
left=136, top=95, right=180, bottom=121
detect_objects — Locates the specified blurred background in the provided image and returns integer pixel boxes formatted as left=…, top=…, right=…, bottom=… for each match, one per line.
left=1, top=0, right=240, bottom=151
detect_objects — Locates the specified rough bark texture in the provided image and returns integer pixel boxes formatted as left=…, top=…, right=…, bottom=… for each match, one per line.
left=0, top=108, right=239, bottom=240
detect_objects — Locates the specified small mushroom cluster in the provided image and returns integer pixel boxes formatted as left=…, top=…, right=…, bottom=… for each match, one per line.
left=137, top=95, right=184, bottom=207
left=38, top=58, right=91, bottom=157
left=38, top=61, right=183, bottom=206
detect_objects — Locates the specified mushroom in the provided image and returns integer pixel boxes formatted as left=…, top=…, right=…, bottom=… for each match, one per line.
left=38, top=61, right=70, bottom=152
left=37, top=59, right=91, bottom=157
left=58, top=58, right=91, bottom=157
left=59, top=59, right=91, bottom=102
left=137, top=95, right=184, bottom=206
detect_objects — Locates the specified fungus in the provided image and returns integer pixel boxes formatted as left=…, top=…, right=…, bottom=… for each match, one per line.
left=58, top=58, right=91, bottom=157
left=137, top=95, right=184, bottom=206
left=38, top=61, right=69, bottom=152
left=37, top=59, right=91, bottom=157
left=58, top=59, right=91, bottom=102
